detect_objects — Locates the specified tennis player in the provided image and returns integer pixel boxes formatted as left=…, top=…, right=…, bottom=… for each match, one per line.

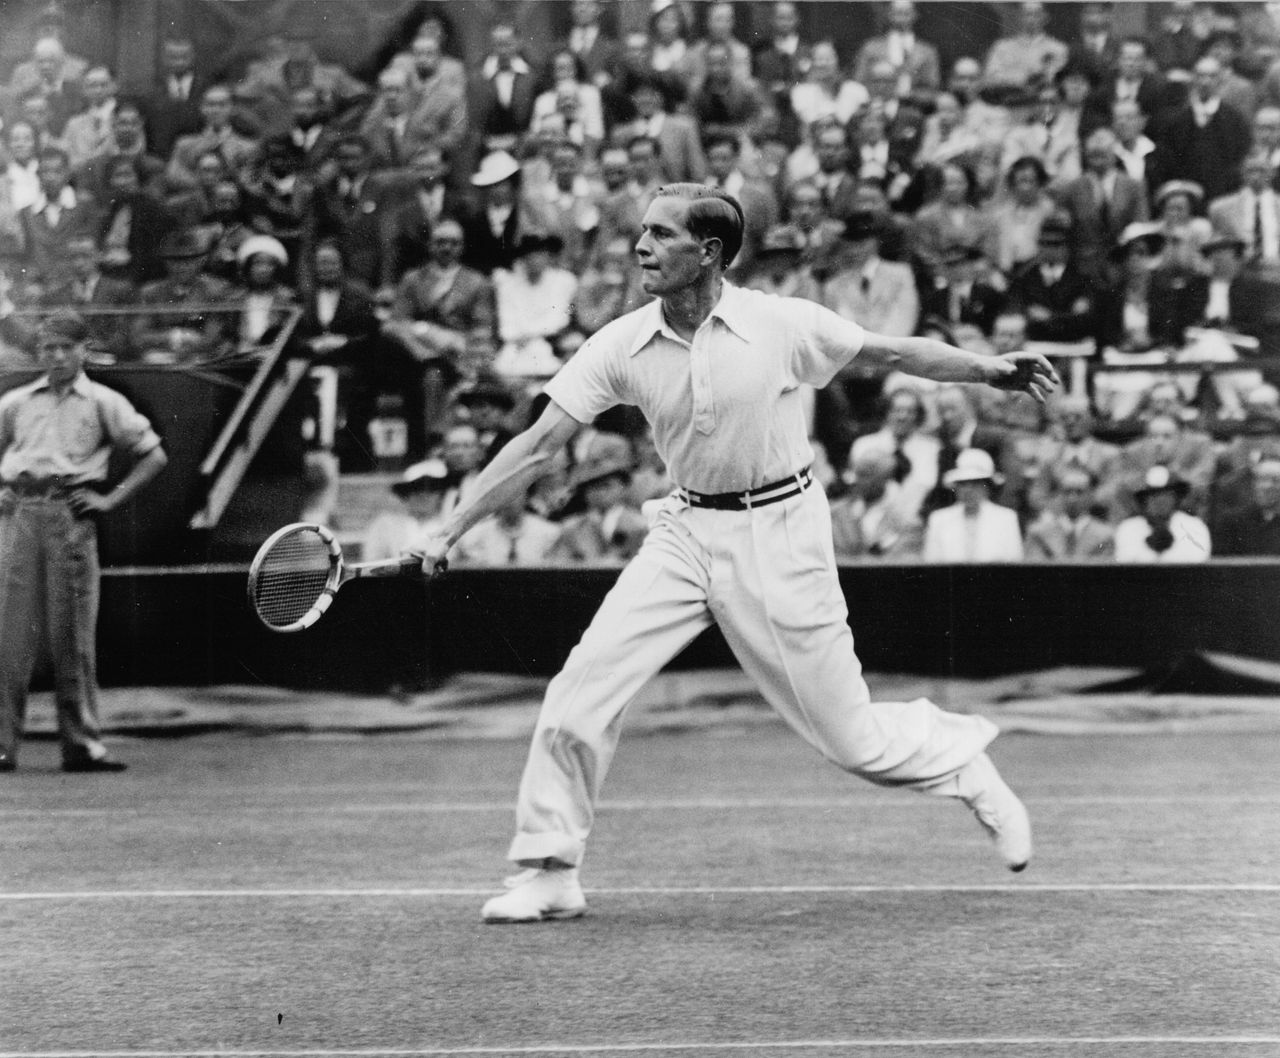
left=415, top=185, right=1057, bottom=922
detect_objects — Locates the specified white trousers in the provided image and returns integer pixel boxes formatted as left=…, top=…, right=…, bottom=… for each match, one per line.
left=507, top=484, right=997, bottom=867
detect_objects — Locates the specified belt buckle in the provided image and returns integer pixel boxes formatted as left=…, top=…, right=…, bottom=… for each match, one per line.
left=739, top=490, right=753, bottom=510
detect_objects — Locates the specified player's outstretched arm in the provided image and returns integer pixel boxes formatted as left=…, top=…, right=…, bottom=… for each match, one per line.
left=411, top=400, right=583, bottom=576
left=858, top=333, right=1060, bottom=403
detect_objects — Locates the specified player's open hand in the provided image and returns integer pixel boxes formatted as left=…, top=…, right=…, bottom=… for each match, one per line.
left=68, top=488, right=115, bottom=515
left=989, top=352, right=1060, bottom=403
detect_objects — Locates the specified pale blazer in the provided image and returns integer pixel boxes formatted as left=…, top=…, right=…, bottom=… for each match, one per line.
left=821, top=258, right=919, bottom=338
left=923, top=500, right=1024, bottom=562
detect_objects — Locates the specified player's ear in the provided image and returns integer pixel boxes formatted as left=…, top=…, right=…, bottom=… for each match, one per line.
left=701, top=236, right=723, bottom=266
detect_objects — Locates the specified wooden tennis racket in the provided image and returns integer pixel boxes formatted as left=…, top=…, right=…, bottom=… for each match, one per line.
left=247, top=522, right=446, bottom=633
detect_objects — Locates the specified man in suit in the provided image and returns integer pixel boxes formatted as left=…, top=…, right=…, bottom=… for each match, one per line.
left=1007, top=217, right=1097, bottom=344
left=359, top=68, right=436, bottom=172
left=469, top=22, right=538, bottom=157
left=18, top=146, right=100, bottom=288
left=1024, top=465, right=1115, bottom=560
left=830, top=441, right=924, bottom=560
left=458, top=149, right=552, bottom=275
left=527, top=139, right=604, bottom=274
left=809, top=124, right=860, bottom=223
left=689, top=42, right=770, bottom=148
left=1068, top=2, right=1121, bottom=85
left=62, top=66, right=118, bottom=168
left=549, top=452, right=649, bottom=565
left=1208, top=148, right=1280, bottom=268
left=386, top=218, right=496, bottom=455
left=167, top=85, right=258, bottom=183
left=617, top=74, right=706, bottom=184
left=1117, top=406, right=1216, bottom=518
left=283, top=87, right=342, bottom=178
left=703, top=134, right=778, bottom=283
left=145, top=38, right=208, bottom=159
left=1150, top=55, right=1251, bottom=204
left=922, top=244, right=1007, bottom=337
left=384, top=143, right=470, bottom=279
left=396, top=34, right=467, bottom=158
left=1000, top=81, right=1083, bottom=186
left=853, top=1, right=942, bottom=100
left=1085, top=36, right=1169, bottom=139
left=559, top=0, right=621, bottom=89
left=303, top=133, right=399, bottom=291
left=753, top=0, right=811, bottom=107
left=72, top=102, right=171, bottom=204
left=37, top=235, right=136, bottom=360
left=1056, top=128, right=1149, bottom=280
left=1215, top=455, right=1280, bottom=555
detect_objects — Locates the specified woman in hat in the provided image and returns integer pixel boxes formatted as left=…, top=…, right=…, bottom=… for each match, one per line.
left=235, top=234, right=297, bottom=349
left=1113, top=464, right=1211, bottom=562
left=922, top=447, right=1024, bottom=562
left=491, top=232, right=578, bottom=383
left=548, top=449, right=649, bottom=564
left=1098, top=222, right=1169, bottom=352
left=1153, top=180, right=1212, bottom=273
left=362, top=458, right=452, bottom=563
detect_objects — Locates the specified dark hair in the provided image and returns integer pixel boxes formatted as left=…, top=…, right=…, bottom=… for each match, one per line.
left=653, top=183, right=744, bottom=267
left=701, top=131, right=739, bottom=155
left=1006, top=154, right=1050, bottom=190
left=626, top=133, right=662, bottom=158
left=37, top=145, right=70, bottom=169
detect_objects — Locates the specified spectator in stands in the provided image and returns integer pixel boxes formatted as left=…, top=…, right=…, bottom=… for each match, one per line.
left=790, top=40, right=867, bottom=131
left=1097, top=221, right=1175, bottom=353
left=1150, top=56, right=1251, bottom=204
left=132, top=228, right=235, bottom=363
left=743, top=224, right=816, bottom=300
left=359, top=68, right=432, bottom=172
left=924, top=383, right=1014, bottom=516
left=1007, top=215, right=1097, bottom=344
left=754, top=0, right=810, bottom=96
left=305, top=133, right=399, bottom=290
left=242, top=40, right=369, bottom=125
left=914, top=92, right=987, bottom=175
left=386, top=16, right=467, bottom=99
left=73, top=101, right=170, bottom=204
left=558, top=0, right=621, bottom=89
left=1068, top=2, right=1121, bottom=86
left=167, top=85, right=258, bottom=184
left=1212, top=386, right=1280, bottom=517
left=1024, top=466, right=1115, bottom=560
left=989, top=156, right=1056, bottom=275
left=1000, top=81, right=1082, bottom=186
left=1151, top=0, right=1217, bottom=81
left=1088, top=36, right=1169, bottom=137
left=775, top=179, right=845, bottom=273
left=379, top=145, right=455, bottom=280
left=531, top=53, right=606, bottom=158
left=647, top=0, right=696, bottom=85
left=200, top=179, right=255, bottom=283
left=1114, top=465, right=1211, bottom=561
left=948, top=56, right=1012, bottom=154
left=689, top=40, right=771, bottom=150
left=1215, top=454, right=1280, bottom=555
left=18, top=91, right=68, bottom=156
left=923, top=243, right=1006, bottom=338
left=145, top=37, right=206, bottom=157
left=363, top=458, right=452, bottom=563
left=855, top=0, right=941, bottom=100
left=470, top=22, right=538, bottom=157
left=460, top=150, right=547, bottom=275
left=455, top=375, right=517, bottom=467
left=61, top=66, right=117, bottom=168
left=703, top=134, right=777, bottom=282
left=3, top=121, right=41, bottom=214
left=806, top=123, right=860, bottom=223
left=390, top=33, right=467, bottom=158
left=687, top=1, right=753, bottom=91
left=549, top=449, right=648, bottom=565
left=1118, top=405, right=1216, bottom=518
left=454, top=485, right=560, bottom=567
left=440, top=421, right=486, bottom=516
left=1202, top=29, right=1258, bottom=118
left=1153, top=179, right=1213, bottom=271
left=386, top=218, right=496, bottom=462
left=1208, top=148, right=1280, bottom=267
left=1058, top=128, right=1150, bottom=282
left=600, top=136, right=663, bottom=252
left=1110, top=99, right=1158, bottom=193
left=619, top=74, right=706, bottom=184
left=983, top=1, right=1069, bottom=93
left=38, top=234, right=135, bottom=361
left=492, top=233, right=577, bottom=383
left=1252, top=106, right=1280, bottom=172
left=528, top=139, right=603, bottom=275
left=95, top=155, right=173, bottom=285
left=849, top=104, right=916, bottom=206
left=823, top=211, right=919, bottom=339
left=850, top=385, right=940, bottom=520
left=233, top=235, right=296, bottom=350
left=830, top=441, right=924, bottom=560
left=1029, top=391, right=1121, bottom=512
left=10, top=37, right=84, bottom=136
left=923, top=447, right=1024, bottom=562
left=240, top=136, right=312, bottom=269
left=574, top=234, right=647, bottom=335
left=910, top=161, right=995, bottom=281
left=19, top=146, right=99, bottom=289
left=283, top=87, right=340, bottom=177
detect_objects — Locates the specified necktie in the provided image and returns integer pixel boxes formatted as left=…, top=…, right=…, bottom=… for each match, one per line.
left=1255, top=196, right=1264, bottom=258
left=1097, top=177, right=1111, bottom=233
left=507, top=533, right=519, bottom=564
left=860, top=274, right=870, bottom=296
left=892, top=444, right=911, bottom=483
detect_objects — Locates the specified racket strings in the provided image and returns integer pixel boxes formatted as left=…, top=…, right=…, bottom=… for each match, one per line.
left=253, top=529, right=334, bottom=627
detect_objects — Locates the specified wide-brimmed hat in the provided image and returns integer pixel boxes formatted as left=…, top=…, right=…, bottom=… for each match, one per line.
left=1111, top=221, right=1166, bottom=261
left=392, top=458, right=450, bottom=496
left=159, top=228, right=210, bottom=259
left=569, top=452, right=632, bottom=492
left=1153, top=180, right=1205, bottom=209
left=943, top=448, right=1003, bottom=487
left=236, top=234, right=289, bottom=268
left=471, top=150, right=520, bottom=187
left=1133, top=465, right=1190, bottom=501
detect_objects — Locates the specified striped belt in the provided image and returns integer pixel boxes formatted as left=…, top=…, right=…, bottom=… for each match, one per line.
left=676, top=467, right=813, bottom=511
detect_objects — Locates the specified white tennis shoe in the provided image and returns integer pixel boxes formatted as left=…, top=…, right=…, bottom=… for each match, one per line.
left=952, top=752, right=1033, bottom=872
left=481, top=866, right=587, bottom=923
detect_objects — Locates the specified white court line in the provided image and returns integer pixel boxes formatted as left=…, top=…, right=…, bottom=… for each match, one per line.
left=5, top=794, right=1280, bottom=819
left=2, top=1039, right=1280, bottom=1057
left=2, top=883, right=1279, bottom=901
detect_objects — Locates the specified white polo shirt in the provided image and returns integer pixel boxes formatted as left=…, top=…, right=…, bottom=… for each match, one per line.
left=544, top=282, right=865, bottom=493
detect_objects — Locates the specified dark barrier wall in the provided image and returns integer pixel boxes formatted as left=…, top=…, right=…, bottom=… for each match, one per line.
left=98, top=563, right=1280, bottom=691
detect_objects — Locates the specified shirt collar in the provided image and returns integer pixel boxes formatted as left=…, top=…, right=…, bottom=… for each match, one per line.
left=34, top=185, right=77, bottom=212
left=626, top=281, right=750, bottom=356
left=33, top=371, right=90, bottom=396
left=483, top=54, right=531, bottom=78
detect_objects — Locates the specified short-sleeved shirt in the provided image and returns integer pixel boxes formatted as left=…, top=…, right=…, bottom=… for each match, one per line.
left=543, top=282, right=865, bottom=494
left=0, top=372, right=162, bottom=484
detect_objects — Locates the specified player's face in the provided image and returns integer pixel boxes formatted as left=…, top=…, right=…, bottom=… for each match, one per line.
left=636, top=197, right=709, bottom=295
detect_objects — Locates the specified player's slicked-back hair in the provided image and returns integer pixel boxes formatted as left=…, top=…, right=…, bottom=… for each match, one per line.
left=654, top=183, right=744, bottom=267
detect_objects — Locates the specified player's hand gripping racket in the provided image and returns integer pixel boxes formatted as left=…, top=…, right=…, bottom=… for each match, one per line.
left=247, top=522, right=446, bottom=633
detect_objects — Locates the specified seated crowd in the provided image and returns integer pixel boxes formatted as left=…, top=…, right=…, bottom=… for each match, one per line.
left=3, top=0, right=1280, bottom=565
